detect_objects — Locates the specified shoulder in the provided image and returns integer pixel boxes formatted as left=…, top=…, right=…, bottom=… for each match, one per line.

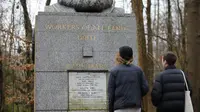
left=110, top=65, right=121, bottom=73
left=110, top=65, right=137, bottom=71
left=130, top=65, right=143, bottom=73
left=110, top=66, right=118, bottom=73
left=156, top=69, right=182, bottom=80
left=155, top=70, right=168, bottom=81
left=160, top=69, right=182, bottom=75
left=111, top=64, right=142, bottom=71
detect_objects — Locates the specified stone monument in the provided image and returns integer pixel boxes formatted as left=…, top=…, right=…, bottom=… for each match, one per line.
left=45, top=0, right=124, bottom=13
left=35, top=0, right=137, bottom=112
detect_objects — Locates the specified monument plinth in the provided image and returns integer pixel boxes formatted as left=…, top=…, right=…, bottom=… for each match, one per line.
left=35, top=1, right=137, bottom=112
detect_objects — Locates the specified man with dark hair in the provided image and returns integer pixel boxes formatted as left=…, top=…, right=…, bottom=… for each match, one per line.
left=163, top=52, right=177, bottom=65
left=151, top=52, right=192, bottom=112
left=108, top=46, right=149, bottom=112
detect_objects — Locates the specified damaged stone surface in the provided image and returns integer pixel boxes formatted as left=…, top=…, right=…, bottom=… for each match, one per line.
left=45, top=0, right=124, bottom=13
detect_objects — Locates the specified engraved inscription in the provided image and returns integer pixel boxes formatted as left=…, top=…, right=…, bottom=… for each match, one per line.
left=66, top=63, right=107, bottom=69
left=45, top=24, right=127, bottom=31
left=69, top=72, right=107, bottom=110
left=79, top=35, right=96, bottom=40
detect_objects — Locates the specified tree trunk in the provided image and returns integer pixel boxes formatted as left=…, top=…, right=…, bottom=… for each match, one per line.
left=0, top=6, right=3, bottom=112
left=146, top=0, right=155, bottom=111
left=167, top=0, right=173, bottom=51
left=183, top=0, right=188, bottom=72
left=186, top=0, right=200, bottom=112
left=10, top=3, right=16, bottom=111
left=9, top=0, right=15, bottom=60
left=0, top=49, right=3, bottom=112
left=176, top=0, right=187, bottom=71
left=131, top=0, right=148, bottom=111
left=156, top=0, right=160, bottom=60
left=20, top=0, right=33, bottom=111
left=20, top=0, right=32, bottom=64
left=45, top=0, right=51, bottom=6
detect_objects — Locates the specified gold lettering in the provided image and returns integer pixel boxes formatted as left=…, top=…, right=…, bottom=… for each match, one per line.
left=108, top=26, right=112, bottom=30
left=81, top=25, right=85, bottom=30
left=71, top=25, right=76, bottom=30
left=79, top=35, right=96, bottom=40
left=88, top=64, right=93, bottom=68
left=55, top=24, right=63, bottom=29
left=46, top=24, right=128, bottom=31
left=90, top=25, right=100, bottom=31
left=66, top=24, right=72, bottom=30
left=122, top=26, right=127, bottom=30
left=101, top=25, right=104, bottom=30
left=98, top=64, right=103, bottom=69
left=67, top=24, right=79, bottom=30
left=45, top=24, right=54, bottom=29
left=66, top=63, right=106, bottom=69
left=112, top=26, right=121, bottom=30
left=82, top=25, right=89, bottom=30
left=71, top=24, right=79, bottom=30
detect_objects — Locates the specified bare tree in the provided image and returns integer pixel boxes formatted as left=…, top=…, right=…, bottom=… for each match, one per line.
left=156, top=0, right=160, bottom=60
left=167, top=0, right=173, bottom=51
left=146, top=0, right=155, bottom=111
left=131, top=0, right=149, bottom=111
left=20, top=0, right=33, bottom=111
left=186, top=0, right=200, bottom=111
left=175, top=0, right=187, bottom=71
left=20, top=0, right=32, bottom=64
left=0, top=49, right=3, bottom=112
left=0, top=4, right=5, bottom=112
left=8, top=0, right=16, bottom=60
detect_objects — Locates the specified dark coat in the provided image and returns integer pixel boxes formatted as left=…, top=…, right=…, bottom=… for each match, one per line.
left=108, top=64, right=149, bottom=112
left=151, top=65, right=192, bottom=112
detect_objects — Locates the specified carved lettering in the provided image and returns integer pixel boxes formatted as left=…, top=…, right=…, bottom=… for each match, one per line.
left=69, top=72, right=107, bottom=100
left=45, top=24, right=54, bottom=29
left=112, top=25, right=127, bottom=30
left=79, top=35, right=96, bottom=40
left=66, top=63, right=107, bottom=69
left=45, top=24, right=128, bottom=31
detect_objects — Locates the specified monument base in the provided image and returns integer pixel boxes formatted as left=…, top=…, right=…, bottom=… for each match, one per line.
left=35, top=12, right=137, bottom=112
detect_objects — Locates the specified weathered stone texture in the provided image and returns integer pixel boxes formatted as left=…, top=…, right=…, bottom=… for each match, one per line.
left=35, top=12, right=137, bottom=111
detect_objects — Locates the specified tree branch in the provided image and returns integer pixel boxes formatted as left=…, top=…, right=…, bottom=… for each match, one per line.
left=0, top=29, right=32, bottom=44
left=145, top=33, right=168, bottom=42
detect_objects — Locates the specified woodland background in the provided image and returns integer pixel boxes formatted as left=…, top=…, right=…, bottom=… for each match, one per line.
left=0, top=0, right=199, bottom=112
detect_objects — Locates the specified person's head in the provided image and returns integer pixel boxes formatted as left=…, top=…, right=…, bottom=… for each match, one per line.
left=162, top=51, right=177, bottom=68
left=115, top=46, right=133, bottom=65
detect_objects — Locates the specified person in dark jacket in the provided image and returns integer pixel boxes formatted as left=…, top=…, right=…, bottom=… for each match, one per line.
left=108, top=46, right=149, bottom=112
left=151, top=52, right=192, bottom=112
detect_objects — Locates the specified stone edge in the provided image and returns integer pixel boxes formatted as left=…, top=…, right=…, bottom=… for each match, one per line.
left=38, top=12, right=135, bottom=17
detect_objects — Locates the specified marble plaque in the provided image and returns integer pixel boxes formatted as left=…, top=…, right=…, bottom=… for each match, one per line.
left=69, top=72, right=107, bottom=110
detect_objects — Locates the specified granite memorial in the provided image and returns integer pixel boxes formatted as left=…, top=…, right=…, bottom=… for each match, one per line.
left=35, top=0, right=137, bottom=111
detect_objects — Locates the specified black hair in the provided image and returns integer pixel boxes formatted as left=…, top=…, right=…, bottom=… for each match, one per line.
left=163, top=51, right=177, bottom=65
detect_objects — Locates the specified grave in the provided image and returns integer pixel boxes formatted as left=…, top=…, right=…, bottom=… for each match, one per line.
left=35, top=12, right=137, bottom=112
